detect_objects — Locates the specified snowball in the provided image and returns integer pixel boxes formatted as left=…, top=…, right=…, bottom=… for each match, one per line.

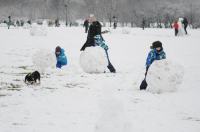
left=146, top=59, right=184, bottom=94
left=32, top=49, right=56, bottom=73
left=30, top=23, right=47, bottom=36
left=177, top=18, right=185, bottom=36
left=23, top=23, right=31, bottom=29
left=121, top=28, right=131, bottom=34
left=0, top=23, right=7, bottom=27
left=80, top=46, right=108, bottom=73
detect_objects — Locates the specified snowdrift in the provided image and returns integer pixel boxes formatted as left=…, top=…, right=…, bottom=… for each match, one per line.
left=80, top=46, right=108, bottom=73
left=146, top=59, right=184, bottom=93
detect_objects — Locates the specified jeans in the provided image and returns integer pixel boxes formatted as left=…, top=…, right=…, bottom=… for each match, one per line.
left=105, top=50, right=116, bottom=73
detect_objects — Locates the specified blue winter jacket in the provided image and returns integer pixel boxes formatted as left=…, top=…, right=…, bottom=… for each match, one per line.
left=94, top=35, right=109, bottom=50
left=56, top=48, right=67, bottom=68
left=146, top=49, right=166, bottom=67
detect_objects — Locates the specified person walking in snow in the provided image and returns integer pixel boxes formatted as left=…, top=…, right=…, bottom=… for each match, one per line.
left=140, top=41, right=166, bottom=90
left=55, top=46, right=67, bottom=68
left=182, top=17, right=188, bottom=35
left=83, top=19, right=89, bottom=33
left=142, top=18, right=146, bottom=30
left=172, top=20, right=179, bottom=36
left=7, top=16, right=12, bottom=29
left=80, top=14, right=116, bottom=73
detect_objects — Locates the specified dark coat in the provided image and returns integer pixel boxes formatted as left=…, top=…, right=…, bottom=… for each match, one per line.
left=83, top=20, right=89, bottom=27
left=182, top=17, right=188, bottom=26
left=81, top=21, right=103, bottom=51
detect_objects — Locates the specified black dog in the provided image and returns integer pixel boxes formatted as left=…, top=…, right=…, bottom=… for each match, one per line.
left=25, top=71, right=40, bottom=84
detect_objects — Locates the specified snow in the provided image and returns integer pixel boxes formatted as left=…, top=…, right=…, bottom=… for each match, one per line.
left=146, top=59, right=184, bottom=94
left=80, top=46, right=108, bottom=73
left=0, top=26, right=200, bottom=132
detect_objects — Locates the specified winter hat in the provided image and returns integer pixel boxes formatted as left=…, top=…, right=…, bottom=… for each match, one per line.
left=150, top=41, right=162, bottom=49
left=55, top=46, right=61, bottom=53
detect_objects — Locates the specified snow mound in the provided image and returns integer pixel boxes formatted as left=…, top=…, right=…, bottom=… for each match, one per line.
left=23, top=23, right=31, bottom=29
left=121, top=28, right=131, bottom=34
left=0, top=23, right=7, bottom=27
left=178, top=18, right=185, bottom=36
left=146, top=59, right=184, bottom=94
left=30, top=23, right=47, bottom=36
left=80, top=46, right=108, bottom=73
left=32, top=49, right=56, bottom=73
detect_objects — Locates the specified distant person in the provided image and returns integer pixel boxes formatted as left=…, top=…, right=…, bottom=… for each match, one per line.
left=55, top=19, right=60, bottom=27
left=182, top=17, right=188, bottom=34
left=113, top=16, right=117, bottom=29
left=55, top=46, right=67, bottom=68
left=83, top=19, right=89, bottom=33
left=140, top=41, right=166, bottom=90
left=8, top=16, right=12, bottom=29
left=27, top=20, right=32, bottom=25
left=172, top=20, right=179, bottom=36
left=80, top=14, right=116, bottom=73
left=16, top=20, right=20, bottom=27
left=20, top=20, right=24, bottom=27
left=142, top=18, right=146, bottom=30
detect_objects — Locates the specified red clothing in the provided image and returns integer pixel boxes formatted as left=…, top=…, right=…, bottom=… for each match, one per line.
left=173, top=22, right=179, bottom=29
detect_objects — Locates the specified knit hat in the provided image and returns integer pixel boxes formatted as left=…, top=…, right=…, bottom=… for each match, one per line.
left=150, top=41, right=162, bottom=49
left=55, top=46, right=61, bottom=52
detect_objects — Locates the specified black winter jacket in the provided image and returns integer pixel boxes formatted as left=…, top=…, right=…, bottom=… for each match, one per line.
left=81, top=21, right=103, bottom=51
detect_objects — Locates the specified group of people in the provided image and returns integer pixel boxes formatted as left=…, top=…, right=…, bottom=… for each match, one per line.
left=56, top=14, right=166, bottom=91
left=172, top=17, right=188, bottom=36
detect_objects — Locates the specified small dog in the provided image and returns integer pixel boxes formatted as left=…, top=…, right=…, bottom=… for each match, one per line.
left=25, top=71, right=40, bottom=84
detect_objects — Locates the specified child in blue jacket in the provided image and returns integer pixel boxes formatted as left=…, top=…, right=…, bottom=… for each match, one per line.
left=55, top=46, right=67, bottom=68
left=145, top=41, right=166, bottom=75
left=140, top=41, right=166, bottom=90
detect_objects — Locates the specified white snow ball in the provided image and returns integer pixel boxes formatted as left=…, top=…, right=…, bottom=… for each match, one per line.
left=32, top=49, right=56, bottom=73
left=146, top=59, right=184, bottom=94
left=23, top=23, right=31, bottom=29
left=121, top=27, right=131, bottom=34
left=0, top=23, right=7, bottom=27
left=177, top=18, right=185, bottom=36
left=30, top=23, right=47, bottom=36
left=80, top=46, right=108, bottom=73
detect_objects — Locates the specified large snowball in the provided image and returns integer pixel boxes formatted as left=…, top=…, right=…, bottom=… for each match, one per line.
left=30, top=23, right=47, bottom=36
left=146, top=59, right=184, bottom=94
left=23, top=23, right=31, bottom=29
left=0, top=23, right=7, bottom=27
left=80, top=46, right=108, bottom=73
left=32, top=49, right=56, bottom=73
left=121, top=27, right=131, bottom=34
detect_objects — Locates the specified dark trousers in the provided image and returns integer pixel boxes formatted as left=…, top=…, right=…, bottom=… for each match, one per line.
left=105, top=50, right=116, bottom=73
left=175, top=29, right=178, bottom=36
left=184, top=25, right=188, bottom=34
left=85, top=26, right=88, bottom=33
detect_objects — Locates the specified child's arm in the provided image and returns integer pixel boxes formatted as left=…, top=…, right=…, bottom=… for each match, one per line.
left=146, top=51, right=154, bottom=68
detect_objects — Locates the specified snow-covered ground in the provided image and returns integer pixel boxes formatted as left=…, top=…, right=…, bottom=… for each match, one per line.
left=0, top=26, right=200, bottom=132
